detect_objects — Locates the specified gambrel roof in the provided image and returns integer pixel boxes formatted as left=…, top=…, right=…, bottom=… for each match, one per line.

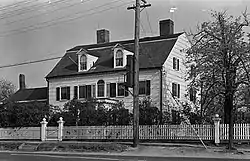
left=46, top=33, right=183, bottom=79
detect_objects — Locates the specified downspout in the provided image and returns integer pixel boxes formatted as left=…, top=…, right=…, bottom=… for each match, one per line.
left=159, top=67, right=163, bottom=124
left=46, top=78, right=49, bottom=105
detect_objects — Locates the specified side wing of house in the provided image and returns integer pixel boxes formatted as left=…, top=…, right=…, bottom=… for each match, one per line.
left=162, top=33, right=191, bottom=112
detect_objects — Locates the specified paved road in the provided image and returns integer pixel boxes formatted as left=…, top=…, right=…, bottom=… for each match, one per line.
left=0, top=152, right=248, bottom=161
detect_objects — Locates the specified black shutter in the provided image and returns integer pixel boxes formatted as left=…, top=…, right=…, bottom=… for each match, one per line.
left=74, top=86, right=78, bottom=99
left=110, top=83, right=116, bottom=98
left=177, top=84, right=180, bottom=98
left=66, top=86, right=70, bottom=100
left=56, top=87, right=60, bottom=101
left=146, top=80, right=151, bottom=96
left=87, top=85, right=92, bottom=99
left=177, top=59, right=179, bottom=71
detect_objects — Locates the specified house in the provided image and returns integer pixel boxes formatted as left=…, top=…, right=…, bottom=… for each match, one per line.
left=45, top=19, right=191, bottom=112
left=8, top=74, right=47, bottom=104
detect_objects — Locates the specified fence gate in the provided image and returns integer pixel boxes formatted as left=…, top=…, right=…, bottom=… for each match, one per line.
left=46, top=126, right=58, bottom=141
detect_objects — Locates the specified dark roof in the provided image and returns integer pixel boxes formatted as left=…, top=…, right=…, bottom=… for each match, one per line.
left=9, top=87, right=47, bottom=102
left=46, top=33, right=183, bottom=79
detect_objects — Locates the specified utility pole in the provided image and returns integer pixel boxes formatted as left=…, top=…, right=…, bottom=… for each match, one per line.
left=128, top=0, right=151, bottom=148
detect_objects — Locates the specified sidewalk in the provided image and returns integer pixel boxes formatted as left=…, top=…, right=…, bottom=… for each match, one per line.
left=1, top=141, right=250, bottom=159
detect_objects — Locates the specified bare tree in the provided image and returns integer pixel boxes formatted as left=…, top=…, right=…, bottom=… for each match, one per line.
left=186, top=10, right=250, bottom=150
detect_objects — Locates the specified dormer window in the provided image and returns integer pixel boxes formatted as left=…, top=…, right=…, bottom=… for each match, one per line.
left=80, top=55, right=87, bottom=71
left=116, top=50, right=123, bottom=67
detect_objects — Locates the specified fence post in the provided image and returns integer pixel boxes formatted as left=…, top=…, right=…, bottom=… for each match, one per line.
left=57, top=117, right=64, bottom=141
left=212, top=114, right=221, bottom=145
left=40, top=118, right=48, bottom=142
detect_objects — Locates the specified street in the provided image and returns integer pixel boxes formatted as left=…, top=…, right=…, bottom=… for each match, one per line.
left=0, top=152, right=249, bottom=161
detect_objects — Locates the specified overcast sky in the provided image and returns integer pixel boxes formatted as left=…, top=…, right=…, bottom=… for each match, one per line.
left=0, top=0, right=249, bottom=90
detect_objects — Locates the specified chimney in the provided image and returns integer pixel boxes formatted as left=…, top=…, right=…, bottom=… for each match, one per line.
left=97, top=29, right=110, bottom=44
left=159, top=19, right=174, bottom=36
left=19, top=74, right=26, bottom=90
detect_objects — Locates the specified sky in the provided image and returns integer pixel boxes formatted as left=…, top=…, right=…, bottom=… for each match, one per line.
left=0, top=0, right=249, bottom=90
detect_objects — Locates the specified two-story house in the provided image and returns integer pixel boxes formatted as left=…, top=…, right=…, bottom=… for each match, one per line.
left=45, top=19, right=191, bottom=112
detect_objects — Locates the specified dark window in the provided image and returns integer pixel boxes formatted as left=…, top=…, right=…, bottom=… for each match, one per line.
left=173, top=57, right=180, bottom=71
left=86, top=85, right=91, bottom=99
left=61, top=86, right=70, bottom=100
left=74, top=86, right=78, bottom=99
left=110, top=83, right=116, bottom=97
left=56, top=87, right=60, bottom=101
left=97, top=80, right=105, bottom=97
left=172, top=83, right=180, bottom=98
left=80, top=55, right=87, bottom=70
left=139, top=80, right=151, bottom=95
left=79, top=85, right=86, bottom=99
left=116, top=50, right=123, bottom=66
left=118, top=83, right=125, bottom=96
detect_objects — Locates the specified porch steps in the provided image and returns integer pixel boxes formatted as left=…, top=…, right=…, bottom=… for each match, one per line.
left=18, top=142, right=41, bottom=151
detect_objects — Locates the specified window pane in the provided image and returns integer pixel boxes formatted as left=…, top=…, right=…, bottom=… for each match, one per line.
left=61, top=87, right=67, bottom=100
left=116, top=50, right=123, bottom=66
left=118, top=83, right=125, bottom=96
left=74, top=86, right=78, bottom=99
left=139, top=81, right=146, bottom=95
left=172, top=83, right=177, bottom=97
left=79, top=86, right=86, bottom=98
left=173, top=57, right=176, bottom=69
left=80, top=55, right=87, bottom=70
left=98, top=84, right=104, bottom=97
left=106, top=83, right=110, bottom=98
left=146, top=80, right=151, bottom=96
left=66, top=87, right=70, bottom=100
left=92, top=84, right=96, bottom=98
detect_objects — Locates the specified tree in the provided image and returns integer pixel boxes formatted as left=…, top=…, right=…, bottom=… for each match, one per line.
left=0, top=79, right=15, bottom=101
left=186, top=10, right=250, bottom=150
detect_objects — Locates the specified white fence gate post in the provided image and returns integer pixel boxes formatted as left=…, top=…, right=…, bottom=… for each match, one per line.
left=40, top=118, right=48, bottom=141
left=213, top=114, right=221, bottom=145
left=57, top=117, right=64, bottom=141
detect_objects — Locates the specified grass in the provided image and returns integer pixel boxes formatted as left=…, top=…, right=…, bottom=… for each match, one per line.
left=36, top=142, right=130, bottom=152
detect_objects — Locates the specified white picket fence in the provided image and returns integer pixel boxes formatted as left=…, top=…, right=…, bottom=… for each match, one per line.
left=0, top=123, right=249, bottom=142
left=220, top=124, right=250, bottom=140
left=63, top=124, right=214, bottom=140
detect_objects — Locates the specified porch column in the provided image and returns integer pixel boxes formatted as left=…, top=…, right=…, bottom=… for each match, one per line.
left=213, top=114, right=221, bottom=145
left=57, top=117, right=64, bottom=141
left=40, top=118, right=48, bottom=142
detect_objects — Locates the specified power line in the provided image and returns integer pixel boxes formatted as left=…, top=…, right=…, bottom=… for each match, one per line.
left=0, top=56, right=62, bottom=69
left=0, top=0, right=37, bottom=12
left=0, top=0, right=133, bottom=37
left=0, top=0, right=67, bottom=20
left=3, top=0, right=93, bottom=26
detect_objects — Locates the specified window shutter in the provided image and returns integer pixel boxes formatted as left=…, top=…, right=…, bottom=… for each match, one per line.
left=177, top=59, right=180, bottom=71
left=110, top=83, right=116, bottom=98
left=92, top=84, right=96, bottom=98
left=106, top=83, right=110, bottom=98
left=146, top=80, right=151, bottom=96
left=87, top=85, right=92, bottom=99
left=66, top=86, right=70, bottom=100
left=177, top=84, right=180, bottom=98
left=56, top=87, right=60, bottom=101
left=74, top=86, right=78, bottom=99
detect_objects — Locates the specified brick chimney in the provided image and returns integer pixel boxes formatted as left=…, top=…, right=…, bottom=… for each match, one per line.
left=159, top=19, right=174, bottom=36
left=19, top=74, right=26, bottom=90
left=97, top=29, right=110, bottom=44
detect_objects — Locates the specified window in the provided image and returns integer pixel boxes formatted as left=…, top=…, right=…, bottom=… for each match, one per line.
left=56, top=86, right=70, bottom=101
left=80, top=55, right=87, bottom=70
left=139, top=80, right=151, bottom=95
left=172, top=83, right=180, bottom=98
left=79, top=85, right=92, bottom=99
left=118, top=83, right=125, bottom=96
left=110, top=83, right=116, bottom=97
left=74, top=86, right=78, bottom=99
left=116, top=50, right=123, bottom=67
left=97, top=80, right=105, bottom=97
left=173, top=57, right=179, bottom=71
